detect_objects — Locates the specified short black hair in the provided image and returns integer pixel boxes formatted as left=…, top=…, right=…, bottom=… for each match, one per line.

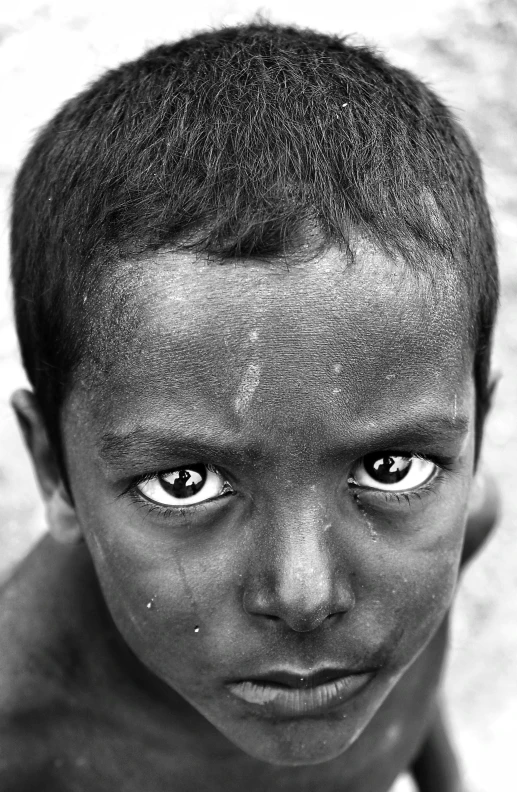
left=10, top=20, right=498, bottom=468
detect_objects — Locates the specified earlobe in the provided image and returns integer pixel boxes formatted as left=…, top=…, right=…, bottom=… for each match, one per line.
left=487, top=372, right=500, bottom=412
left=46, top=484, right=83, bottom=545
left=10, top=388, right=83, bottom=545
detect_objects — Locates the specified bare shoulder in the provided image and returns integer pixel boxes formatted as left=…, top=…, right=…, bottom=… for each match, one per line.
left=461, top=467, right=500, bottom=567
left=0, top=537, right=186, bottom=792
left=0, top=535, right=90, bottom=709
left=0, top=537, right=108, bottom=788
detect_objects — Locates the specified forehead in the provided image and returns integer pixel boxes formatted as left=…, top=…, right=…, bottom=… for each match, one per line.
left=74, top=245, right=472, bottom=445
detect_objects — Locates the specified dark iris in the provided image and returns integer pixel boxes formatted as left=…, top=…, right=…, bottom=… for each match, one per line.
left=364, top=453, right=412, bottom=485
left=159, top=465, right=207, bottom=499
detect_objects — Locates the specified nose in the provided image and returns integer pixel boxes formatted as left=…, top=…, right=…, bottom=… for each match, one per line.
left=242, top=500, right=355, bottom=632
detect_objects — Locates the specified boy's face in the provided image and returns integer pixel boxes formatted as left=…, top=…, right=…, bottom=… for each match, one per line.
left=61, top=245, right=474, bottom=765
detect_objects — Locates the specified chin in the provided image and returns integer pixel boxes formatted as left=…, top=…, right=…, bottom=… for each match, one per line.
left=254, top=747, right=346, bottom=767
left=225, top=719, right=363, bottom=767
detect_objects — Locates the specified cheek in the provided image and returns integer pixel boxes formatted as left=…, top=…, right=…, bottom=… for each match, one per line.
left=81, top=505, right=238, bottom=686
left=361, top=542, right=461, bottom=670
left=351, top=460, right=471, bottom=668
left=83, top=516, right=198, bottom=661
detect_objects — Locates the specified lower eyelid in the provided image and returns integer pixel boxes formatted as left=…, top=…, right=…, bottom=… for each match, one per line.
left=381, top=479, right=442, bottom=506
left=350, top=468, right=445, bottom=502
left=128, top=484, right=235, bottom=516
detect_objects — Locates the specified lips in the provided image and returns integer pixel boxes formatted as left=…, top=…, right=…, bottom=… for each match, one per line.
left=225, top=667, right=375, bottom=717
left=243, top=668, right=354, bottom=688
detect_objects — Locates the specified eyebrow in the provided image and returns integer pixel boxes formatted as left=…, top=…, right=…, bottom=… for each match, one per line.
left=97, top=411, right=470, bottom=473
left=352, top=413, right=470, bottom=456
left=98, top=426, right=256, bottom=472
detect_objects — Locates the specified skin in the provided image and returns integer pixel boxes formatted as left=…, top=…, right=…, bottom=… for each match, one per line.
left=0, top=244, right=494, bottom=791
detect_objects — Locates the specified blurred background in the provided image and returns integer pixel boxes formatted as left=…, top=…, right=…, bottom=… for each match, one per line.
left=0, top=1, right=515, bottom=790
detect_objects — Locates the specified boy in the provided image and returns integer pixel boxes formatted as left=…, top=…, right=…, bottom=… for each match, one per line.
left=0, top=20, right=499, bottom=792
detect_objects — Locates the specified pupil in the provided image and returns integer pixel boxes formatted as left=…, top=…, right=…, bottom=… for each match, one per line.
left=160, top=465, right=207, bottom=498
left=364, top=453, right=412, bottom=484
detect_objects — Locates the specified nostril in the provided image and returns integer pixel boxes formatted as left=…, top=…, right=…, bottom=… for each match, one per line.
left=259, top=612, right=281, bottom=622
left=241, top=547, right=355, bottom=630
left=242, top=576, right=355, bottom=629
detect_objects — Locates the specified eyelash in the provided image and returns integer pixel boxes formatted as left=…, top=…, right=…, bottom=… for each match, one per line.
left=123, top=452, right=455, bottom=520
left=374, top=471, right=444, bottom=506
left=348, top=452, right=454, bottom=505
left=124, top=468, right=235, bottom=519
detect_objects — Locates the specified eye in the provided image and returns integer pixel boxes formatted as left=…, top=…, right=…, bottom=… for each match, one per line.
left=136, top=464, right=232, bottom=507
left=350, top=452, right=437, bottom=492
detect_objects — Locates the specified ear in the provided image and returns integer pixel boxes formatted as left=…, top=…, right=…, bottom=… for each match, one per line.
left=484, top=372, right=500, bottom=421
left=11, top=389, right=83, bottom=545
left=473, top=369, right=500, bottom=473
left=463, top=372, right=500, bottom=565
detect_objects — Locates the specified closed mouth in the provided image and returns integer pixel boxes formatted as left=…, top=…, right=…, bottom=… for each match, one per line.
left=225, top=668, right=375, bottom=716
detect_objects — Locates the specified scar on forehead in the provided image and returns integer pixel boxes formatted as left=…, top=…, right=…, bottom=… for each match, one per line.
left=235, top=363, right=261, bottom=414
